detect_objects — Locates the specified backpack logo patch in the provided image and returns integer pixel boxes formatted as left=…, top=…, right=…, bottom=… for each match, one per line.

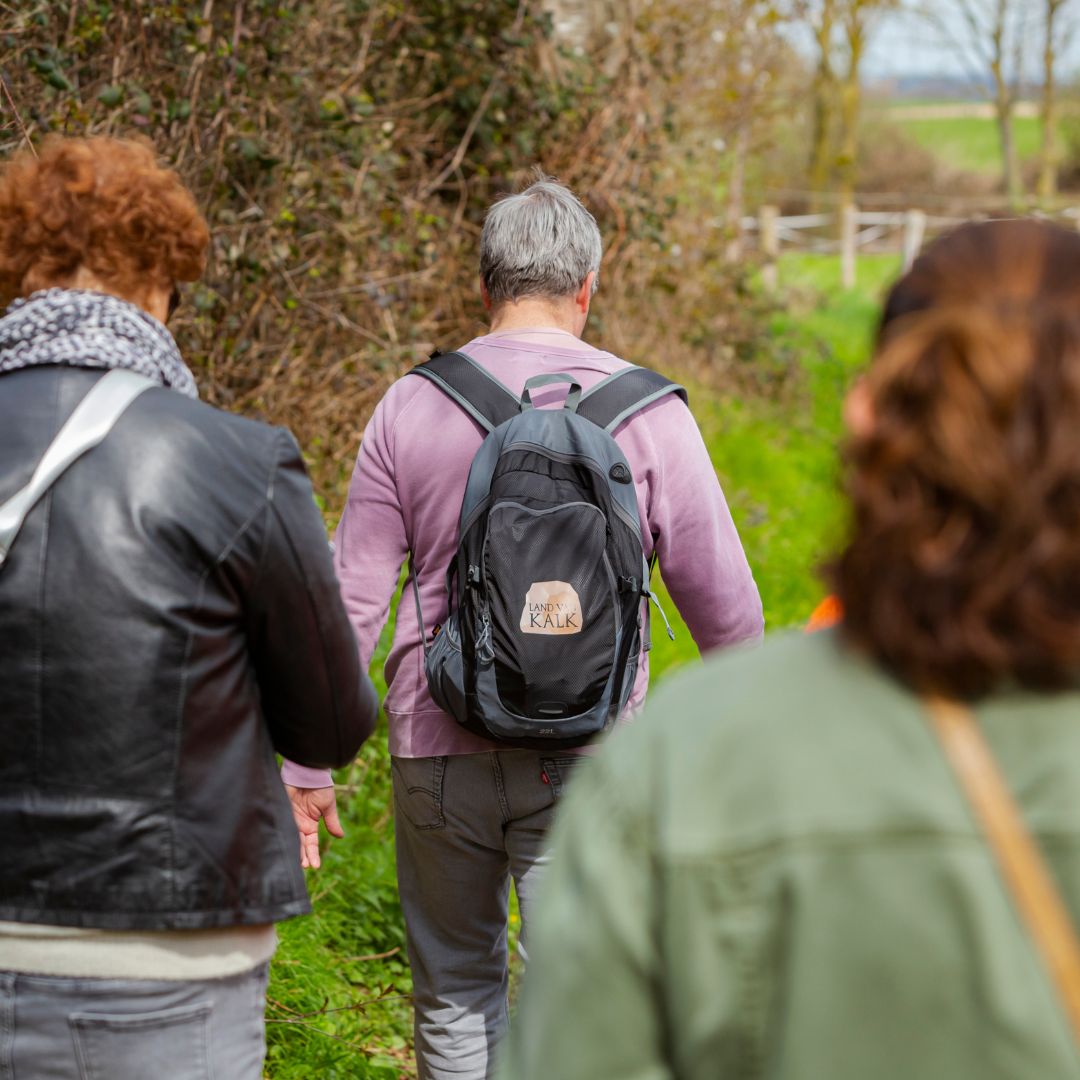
left=520, top=581, right=583, bottom=635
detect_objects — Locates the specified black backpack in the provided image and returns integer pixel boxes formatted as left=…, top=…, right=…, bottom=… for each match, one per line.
left=410, top=350, right=686, bottom=749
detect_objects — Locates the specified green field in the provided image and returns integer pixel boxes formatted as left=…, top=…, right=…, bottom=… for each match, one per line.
left=896, top=114, right=1042, bottom=175
left=879, top=101, right=1049, bottom=178
left=265, top=252, right=900, bottom=1077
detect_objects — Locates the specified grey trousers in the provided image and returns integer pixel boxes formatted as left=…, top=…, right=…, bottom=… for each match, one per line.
left=0, top=963, right=268, bottom=1080
left=392, top=750, right=583, bottom=1080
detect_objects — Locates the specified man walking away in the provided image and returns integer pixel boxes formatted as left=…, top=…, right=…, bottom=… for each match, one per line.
left=282, top=175, right=763, bottom=1079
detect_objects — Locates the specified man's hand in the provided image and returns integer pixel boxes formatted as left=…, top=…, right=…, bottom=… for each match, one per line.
left=284, top=784, right=344, bottom=870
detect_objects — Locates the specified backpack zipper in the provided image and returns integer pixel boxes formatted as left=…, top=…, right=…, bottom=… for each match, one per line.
left=476, top=607, right=495, bottom=664
left=495, top=441, right=643, bottom=541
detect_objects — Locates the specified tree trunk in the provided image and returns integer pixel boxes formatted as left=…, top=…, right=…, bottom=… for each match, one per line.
left=724, top=118, right=752, bottom=263
left=808, top=0, right=837, bottom=209
left=1039, top=82, right=1059, bottom=202
left=837, top=15, right=865, bottom=207
left=992, top=64, right=1022, bottom=205
left=1038, top=0, right=1061, bottom=202
left=996, top=102, right=1022, bottom=205
left=808, top=81, right=835, bottom=203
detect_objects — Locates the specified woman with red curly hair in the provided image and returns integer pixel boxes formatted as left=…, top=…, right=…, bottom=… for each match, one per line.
left=502, top=220, right=1080, bottom=1080
left=0, top=137, right=377, bottom=1078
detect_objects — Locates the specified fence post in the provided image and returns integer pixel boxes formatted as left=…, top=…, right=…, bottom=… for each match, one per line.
left=759, top=204, right=779, bottom=291
left=902, top=209, right=927, bottom=272
left=840, top=202, right=858, bottom=289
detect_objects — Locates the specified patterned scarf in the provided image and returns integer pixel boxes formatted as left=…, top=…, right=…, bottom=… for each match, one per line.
left=0, top=288, right=198, bottom=398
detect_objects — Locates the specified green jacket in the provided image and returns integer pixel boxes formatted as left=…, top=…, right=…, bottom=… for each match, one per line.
left=500, top=630, right=1080, bottom=1079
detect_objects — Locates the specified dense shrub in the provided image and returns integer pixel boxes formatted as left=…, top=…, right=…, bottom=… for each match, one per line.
left=2, top=0, right=773, bottom=515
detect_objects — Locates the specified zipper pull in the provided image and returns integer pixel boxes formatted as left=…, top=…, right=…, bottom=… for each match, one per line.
left=645, top=588, right=676, bottom=641
left=476, top=609, right=495, bottom=663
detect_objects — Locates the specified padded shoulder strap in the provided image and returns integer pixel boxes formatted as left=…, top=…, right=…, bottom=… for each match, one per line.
left=409, top=351, right=519, bottom=433
left=576, top=365, right=688, bottom=432
left=0, top=369, right=155, bottom=568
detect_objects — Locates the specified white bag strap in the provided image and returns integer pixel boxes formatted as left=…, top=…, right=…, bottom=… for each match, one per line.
left=0, top=370, right=156, bottom=568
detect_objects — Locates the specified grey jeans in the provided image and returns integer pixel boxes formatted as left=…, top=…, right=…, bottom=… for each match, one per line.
left=0, top=963, right=268, bottom=1079
left=392, top=749, right=583, bottom=1080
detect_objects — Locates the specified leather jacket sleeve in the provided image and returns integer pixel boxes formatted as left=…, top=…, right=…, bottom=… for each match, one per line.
left=246, top=430, right=378, bottom=768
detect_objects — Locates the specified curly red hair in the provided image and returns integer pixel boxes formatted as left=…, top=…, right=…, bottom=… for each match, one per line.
left=0, top=136, right=208, bottom=307
left=834, top=221, right=1080, bottom=698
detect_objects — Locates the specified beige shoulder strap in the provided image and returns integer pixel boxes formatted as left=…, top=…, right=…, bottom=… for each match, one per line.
left=924, top=695, right=1080, bottom=1043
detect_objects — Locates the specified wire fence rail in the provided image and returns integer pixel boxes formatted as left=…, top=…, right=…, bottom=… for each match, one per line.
left=739, top=204, right=1080, bottom=289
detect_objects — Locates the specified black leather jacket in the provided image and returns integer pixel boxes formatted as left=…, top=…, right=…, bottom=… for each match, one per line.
left=0, top=366, right=377, bottom=930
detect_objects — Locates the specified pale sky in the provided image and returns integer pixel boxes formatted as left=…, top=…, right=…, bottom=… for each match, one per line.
left=864, top=4, right=1080, bottom=82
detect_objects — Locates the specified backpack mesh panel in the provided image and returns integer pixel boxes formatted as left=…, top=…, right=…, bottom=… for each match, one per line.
left=484, top=497, right=615, bottom=717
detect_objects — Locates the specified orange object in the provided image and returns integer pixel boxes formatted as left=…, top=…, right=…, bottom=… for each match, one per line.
left=805, top=594, right=843, bottom=632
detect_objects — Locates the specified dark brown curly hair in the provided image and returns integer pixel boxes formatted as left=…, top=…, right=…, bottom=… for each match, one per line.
left=834, top=220, right=1080, bottom=698
left=0, top=136, right=208, bottom=308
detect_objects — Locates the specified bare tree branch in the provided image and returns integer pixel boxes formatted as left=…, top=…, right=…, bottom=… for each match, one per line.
left=0, top=71, right=36, bottom=156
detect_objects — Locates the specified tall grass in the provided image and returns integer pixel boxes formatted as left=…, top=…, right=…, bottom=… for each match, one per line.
left=652, top=252, right=901, bottom=672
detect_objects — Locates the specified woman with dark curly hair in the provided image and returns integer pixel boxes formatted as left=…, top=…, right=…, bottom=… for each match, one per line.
left=0, top=136, right=377, bottom=1078
left=500, top=219, right=1080, bottom=1080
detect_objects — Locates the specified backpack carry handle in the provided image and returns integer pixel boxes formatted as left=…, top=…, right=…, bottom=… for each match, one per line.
left=519, top=373, right=582, bottom=414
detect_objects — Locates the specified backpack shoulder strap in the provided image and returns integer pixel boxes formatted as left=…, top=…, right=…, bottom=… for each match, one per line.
left=409, top=350, right=519, bottom=433
left=0, top=369, right=155, bottom=568
left=576, top=365, right=688, bottom=433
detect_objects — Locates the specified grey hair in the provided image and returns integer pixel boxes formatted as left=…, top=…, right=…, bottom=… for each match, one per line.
left=480, top=175, right=602, bottom=305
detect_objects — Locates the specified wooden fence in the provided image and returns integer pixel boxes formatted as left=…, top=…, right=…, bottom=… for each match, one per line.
left=741, top=205, right=1080, bottom=290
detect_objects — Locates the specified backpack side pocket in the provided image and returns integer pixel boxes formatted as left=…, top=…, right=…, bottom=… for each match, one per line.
left=425, top=612, right=468, bottom=725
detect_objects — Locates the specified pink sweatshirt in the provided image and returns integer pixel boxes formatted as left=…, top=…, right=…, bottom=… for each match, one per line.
left=281, top=329, right=762, bottom=785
